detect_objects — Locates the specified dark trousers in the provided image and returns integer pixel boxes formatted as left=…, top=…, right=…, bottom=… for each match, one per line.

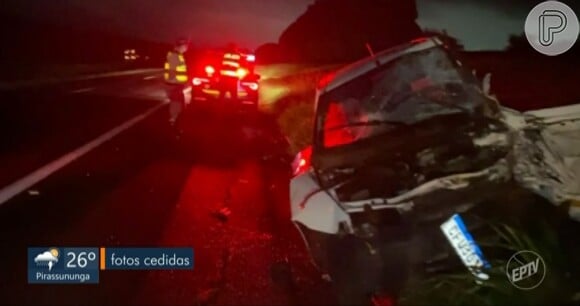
left=166, top=83, right=185, bottom=123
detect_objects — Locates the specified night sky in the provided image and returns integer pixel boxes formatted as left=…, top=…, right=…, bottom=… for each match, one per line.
left=2, top=0, right=579, bottom=50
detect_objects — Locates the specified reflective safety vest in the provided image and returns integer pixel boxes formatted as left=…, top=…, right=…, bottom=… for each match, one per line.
left=220, top=52, right=241, bottom=78
left=164, top=51, right=188, bottom=84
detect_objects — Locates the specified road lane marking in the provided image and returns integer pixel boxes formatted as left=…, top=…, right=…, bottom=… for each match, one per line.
left=0, top=69, right=162, bottom=91
left=143, top=75, right=158, bottom=80
left=70, top=87, right=95, bottom=94
left=0, top=101, right=168, bottom=206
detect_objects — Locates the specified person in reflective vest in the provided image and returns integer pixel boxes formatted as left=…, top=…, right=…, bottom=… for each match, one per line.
left=218, top=44, right=242, bottom=100
left=164, top=38, right=190, bottom=126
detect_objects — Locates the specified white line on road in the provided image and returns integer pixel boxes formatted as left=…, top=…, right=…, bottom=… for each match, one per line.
left=0, top=69, right=162, bottom=91
left=143, top=75, right=158, bottom=80
left=0, top=101, right=168, bottom=206
left=70, top=87, right=95, bottom=94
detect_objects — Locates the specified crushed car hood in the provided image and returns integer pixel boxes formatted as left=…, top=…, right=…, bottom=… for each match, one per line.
left=318, top=113, right=512, bottom=201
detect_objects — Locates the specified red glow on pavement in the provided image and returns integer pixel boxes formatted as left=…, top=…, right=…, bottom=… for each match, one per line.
left=372, top=295, right=395, bottom=306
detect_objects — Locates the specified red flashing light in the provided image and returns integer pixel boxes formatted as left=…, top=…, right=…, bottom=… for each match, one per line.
left=246, top=54, right=255, bottom=62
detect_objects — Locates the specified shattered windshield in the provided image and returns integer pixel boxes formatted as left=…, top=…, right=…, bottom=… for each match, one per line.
left=317, top=47, right=491, bottom=148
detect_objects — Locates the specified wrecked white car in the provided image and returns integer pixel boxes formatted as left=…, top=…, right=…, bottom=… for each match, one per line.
left=289, top=37, right=580, bottom=305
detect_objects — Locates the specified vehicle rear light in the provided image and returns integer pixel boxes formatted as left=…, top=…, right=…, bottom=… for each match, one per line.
left=246, top=54, right=255, bottom=62
left=192, top=77, right=208, bottom=86
left=292, top=146, right=312, bottom=177
left=205, top=65, right=215, bottom=75
left=242, top=82, right=259, bottom=91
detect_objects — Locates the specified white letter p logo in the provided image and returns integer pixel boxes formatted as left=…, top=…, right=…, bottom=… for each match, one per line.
left=539, top=9, right=568, bottom=46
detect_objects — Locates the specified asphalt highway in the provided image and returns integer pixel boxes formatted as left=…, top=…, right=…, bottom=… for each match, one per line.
left=0, top=73, right=336, bottom=305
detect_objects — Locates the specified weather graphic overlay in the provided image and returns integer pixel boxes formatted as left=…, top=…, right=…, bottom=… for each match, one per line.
left=28, top=247, right=100, bottom=284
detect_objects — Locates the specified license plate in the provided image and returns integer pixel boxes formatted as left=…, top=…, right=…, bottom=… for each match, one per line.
left=440, top=214, right=490, bottom=279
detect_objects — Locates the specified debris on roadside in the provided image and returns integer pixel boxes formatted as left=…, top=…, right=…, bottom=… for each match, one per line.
left=212, top=207, right=232, bottom=223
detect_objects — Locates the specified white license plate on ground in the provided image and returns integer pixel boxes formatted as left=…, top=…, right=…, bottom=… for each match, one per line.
left=440, top=214, right=490, bottom=279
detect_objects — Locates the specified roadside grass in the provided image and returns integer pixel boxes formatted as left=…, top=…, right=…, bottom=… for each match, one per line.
left=257, top=63, right=341, bottom=155
left=277, top=98, right=315, bottom=155
left=256, top=63, right=338, bottom=80
left=257, top=64, right=339, bottom=113
left=400, top=218, right=580, bottom=306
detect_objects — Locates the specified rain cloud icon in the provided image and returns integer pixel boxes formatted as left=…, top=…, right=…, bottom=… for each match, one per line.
left=34, top=248, right=59, bottom=271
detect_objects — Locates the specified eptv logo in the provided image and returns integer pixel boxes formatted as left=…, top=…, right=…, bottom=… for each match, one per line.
left=525, top=1, right=579, bottom=56
left=506, top=250, right=546, bottom=290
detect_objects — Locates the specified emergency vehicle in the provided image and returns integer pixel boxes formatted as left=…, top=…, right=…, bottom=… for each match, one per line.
left=190, top=47, right=260, bottom=110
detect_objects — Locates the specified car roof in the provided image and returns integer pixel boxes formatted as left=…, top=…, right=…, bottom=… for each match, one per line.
left=318, top=37, right=444, bottom=94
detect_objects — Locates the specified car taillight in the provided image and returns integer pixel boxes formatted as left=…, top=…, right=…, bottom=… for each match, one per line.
left=193, top=77, right=209, bottom=86
left=295, top=158, right=309, bottom=175
left=292, top=146, right=312, bottom=177
left=242, top=82, right=259, bottom=91
left=205, top=65, right=215, bottom=75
